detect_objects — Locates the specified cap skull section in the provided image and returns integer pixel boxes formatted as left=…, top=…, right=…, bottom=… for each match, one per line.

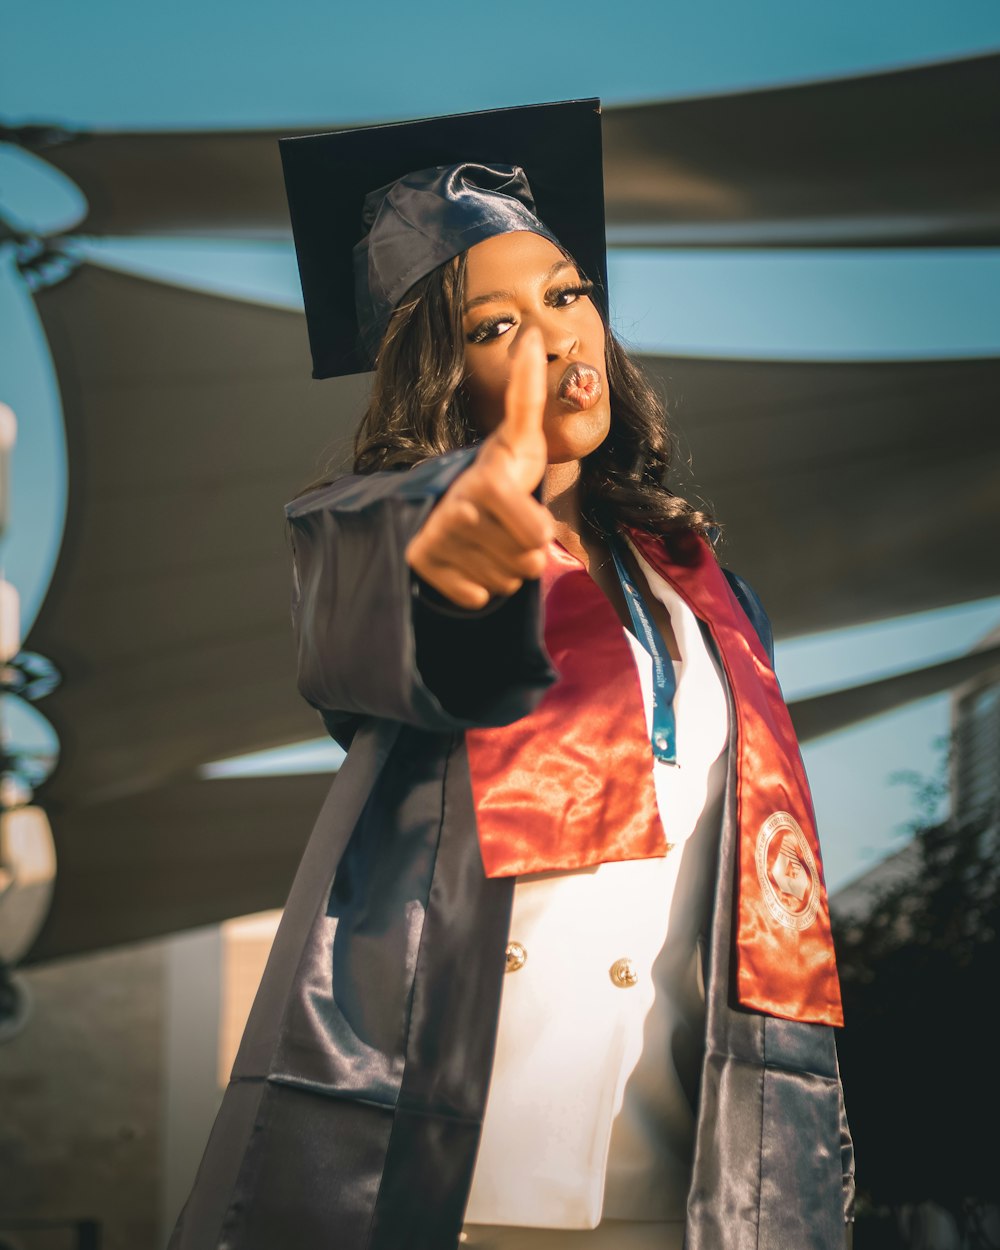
left=352, top=161, right=565, bottom=365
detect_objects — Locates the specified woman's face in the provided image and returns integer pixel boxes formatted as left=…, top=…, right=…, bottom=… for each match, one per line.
left=459, top=231, right=612, bottom=464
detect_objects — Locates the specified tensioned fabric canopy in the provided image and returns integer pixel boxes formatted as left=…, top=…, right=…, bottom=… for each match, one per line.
left=25, top=640, right=1000, bottom=963
left=27, top=263, right=1000, bottom=804
left=13, top=49, right=1000, bottom=964
left=29, top=264, right=365, bottom=808
left=23, top=264, right=1000, bottom=960
left=5, top=51, right=998, bottom=248
left=638, top=350, right=1000, bottom=634
left=25, top=772, right=331, bottom=963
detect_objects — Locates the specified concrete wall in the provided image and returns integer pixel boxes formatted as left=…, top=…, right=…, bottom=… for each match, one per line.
left=0, top=941, right=167, bottom=1250
left=0, top=917, right=277, bottom=1250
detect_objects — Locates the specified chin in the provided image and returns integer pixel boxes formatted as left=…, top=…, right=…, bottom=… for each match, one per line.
left=542, top=404, right=612, bottom=463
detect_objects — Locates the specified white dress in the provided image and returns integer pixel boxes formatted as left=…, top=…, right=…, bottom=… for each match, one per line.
left=462, top=545, right=731, bottom=1248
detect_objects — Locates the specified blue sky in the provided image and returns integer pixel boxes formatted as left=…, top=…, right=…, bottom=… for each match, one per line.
left=2, top=1, right=999, bottom=892
left=4, top=0, right=1000, bottom=128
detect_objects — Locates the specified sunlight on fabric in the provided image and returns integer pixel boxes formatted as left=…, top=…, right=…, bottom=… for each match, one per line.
left=75, top=238, right=1000, bottom=361
left=609, top=248, right=1000, bottom=360
left=199, top=738, right=345, bottom=779
left=72, top=237, right=305, bottom=310
left=0, top=247, right=68, bottom=636
left=775, top=596, right=1000, bottom=701
left=0, top=143, right=87, bottom=236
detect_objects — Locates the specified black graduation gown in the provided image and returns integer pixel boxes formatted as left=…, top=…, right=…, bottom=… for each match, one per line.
left=168, top=446, right=855, bottom=1250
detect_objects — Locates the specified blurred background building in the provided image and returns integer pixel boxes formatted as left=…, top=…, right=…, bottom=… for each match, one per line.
left=952, top=624, right=1000, bottom=834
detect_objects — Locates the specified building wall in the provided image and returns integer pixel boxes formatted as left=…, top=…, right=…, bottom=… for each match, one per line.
left=0, top=915, right=279, bottom=1250
left=0, top=942, right=167, bottom=1250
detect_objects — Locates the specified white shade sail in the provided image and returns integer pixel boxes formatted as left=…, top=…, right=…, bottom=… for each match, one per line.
left=5, top=51, right=998, bottom=248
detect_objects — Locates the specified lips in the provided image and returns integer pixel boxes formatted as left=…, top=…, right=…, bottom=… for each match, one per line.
left=557, top=362, right=603, bottom=411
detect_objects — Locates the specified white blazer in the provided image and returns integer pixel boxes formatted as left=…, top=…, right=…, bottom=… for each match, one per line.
left=464, top=547, right=731, bottom=1231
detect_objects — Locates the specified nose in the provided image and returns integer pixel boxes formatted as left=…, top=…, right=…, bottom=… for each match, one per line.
left=535, top=314, right=579, bottom=364
left=512, top=303, right=581, bottom=365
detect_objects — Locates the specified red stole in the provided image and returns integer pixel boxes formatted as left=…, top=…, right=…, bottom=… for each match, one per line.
left=466, top=540, right=667, bottom=878
left=465, top=529, right=844, bottom=1028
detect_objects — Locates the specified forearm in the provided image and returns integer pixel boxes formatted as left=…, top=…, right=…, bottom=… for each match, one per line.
left=285, top=448, right=556, bottom=734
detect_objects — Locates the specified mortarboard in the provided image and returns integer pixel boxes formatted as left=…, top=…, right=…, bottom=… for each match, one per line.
left=278, top=99, right=607, bottom=379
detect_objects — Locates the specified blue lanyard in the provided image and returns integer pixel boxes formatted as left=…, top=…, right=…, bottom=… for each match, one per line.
left=609, top=539, right=679, bottom=766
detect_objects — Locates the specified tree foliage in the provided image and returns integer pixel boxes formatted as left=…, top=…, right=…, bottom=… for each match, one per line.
left=833, top=801, right=1000, bottom=1217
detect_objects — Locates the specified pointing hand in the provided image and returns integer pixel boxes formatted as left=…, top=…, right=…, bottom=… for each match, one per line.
left=406, top=326, right=553, bottom=609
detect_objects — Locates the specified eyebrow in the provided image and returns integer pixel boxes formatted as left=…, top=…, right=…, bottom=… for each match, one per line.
left=462, top=259, right=578, bottom=314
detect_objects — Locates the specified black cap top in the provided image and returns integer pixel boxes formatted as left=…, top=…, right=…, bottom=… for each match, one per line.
left=278, top=99, right=606, bottom=379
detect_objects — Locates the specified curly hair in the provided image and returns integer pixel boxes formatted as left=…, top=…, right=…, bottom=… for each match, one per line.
left=308, top=248, right=717, bottom=541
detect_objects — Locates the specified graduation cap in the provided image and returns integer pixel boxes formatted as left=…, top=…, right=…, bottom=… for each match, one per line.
left=278, top=99, right=607, bottom=379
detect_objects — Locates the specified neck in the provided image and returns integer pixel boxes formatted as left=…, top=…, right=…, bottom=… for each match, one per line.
left=543, top=460, right=600, bottom=570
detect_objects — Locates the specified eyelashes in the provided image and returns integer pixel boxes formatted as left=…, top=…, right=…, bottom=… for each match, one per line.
left=466, top=279, right=595, bottom=344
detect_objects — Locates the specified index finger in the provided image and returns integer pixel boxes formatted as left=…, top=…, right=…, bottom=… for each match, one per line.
left=497, top=325, right=546, bottom=452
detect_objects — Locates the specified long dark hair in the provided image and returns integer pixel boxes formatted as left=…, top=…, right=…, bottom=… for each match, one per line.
left=311, top=249, right=716, bottom=539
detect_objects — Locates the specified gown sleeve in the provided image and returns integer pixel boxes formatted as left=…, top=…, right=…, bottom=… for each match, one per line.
left=284, top=445, right=557, bottom=748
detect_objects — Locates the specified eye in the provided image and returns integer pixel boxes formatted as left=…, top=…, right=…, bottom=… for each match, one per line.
left=466, top=314, right=516, bottom=345
left=548, top=279, right=595, bottom=308
left=465, top=278, right=595, bottom=345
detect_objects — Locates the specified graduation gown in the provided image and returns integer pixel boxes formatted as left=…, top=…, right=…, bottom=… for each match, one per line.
left=167, top=446, right=855, bottom=1250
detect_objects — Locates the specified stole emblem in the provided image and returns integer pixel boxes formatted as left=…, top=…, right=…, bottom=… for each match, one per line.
left=755, top=811, right=821, bottom=932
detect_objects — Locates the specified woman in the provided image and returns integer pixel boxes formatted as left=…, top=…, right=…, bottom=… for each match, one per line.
left=169, top=102, right=854, bottom=1250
